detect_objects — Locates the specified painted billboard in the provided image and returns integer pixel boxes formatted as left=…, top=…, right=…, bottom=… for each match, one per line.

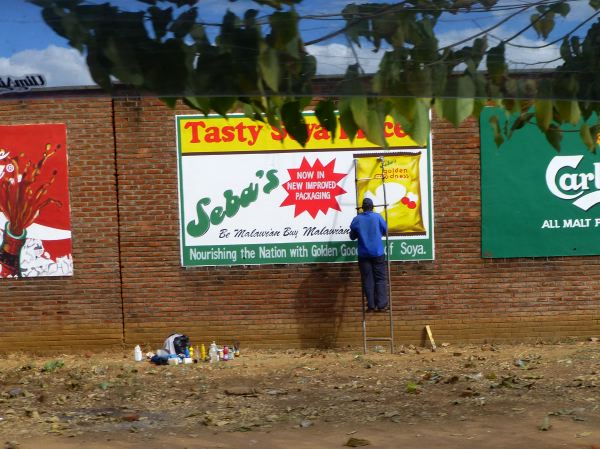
left=0, top=124, right=73, bottom=277
left=481, top=107, right=600, bottom=258
left=176, top=113, right=434, bottom=266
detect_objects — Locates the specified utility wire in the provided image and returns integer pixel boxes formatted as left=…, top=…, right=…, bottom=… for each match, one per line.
left=497, top=9, right=600, bottom=49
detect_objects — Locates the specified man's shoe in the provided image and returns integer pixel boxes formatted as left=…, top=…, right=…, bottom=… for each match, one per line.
left=376, top=305, right=389, bottom=312
left=365, top=307, right=376, bottom=313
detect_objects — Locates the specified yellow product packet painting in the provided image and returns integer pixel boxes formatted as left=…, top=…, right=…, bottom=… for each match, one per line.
left=355, top=152, right=426, bottom=236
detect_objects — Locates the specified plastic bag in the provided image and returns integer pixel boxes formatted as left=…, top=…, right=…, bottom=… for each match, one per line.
left=163, top=333, right=189, bottom=356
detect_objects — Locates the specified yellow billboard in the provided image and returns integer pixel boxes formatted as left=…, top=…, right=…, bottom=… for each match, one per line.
left=178, top=114, right=417, bottom=154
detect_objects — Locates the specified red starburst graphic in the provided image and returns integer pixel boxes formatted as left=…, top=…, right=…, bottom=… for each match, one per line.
left=280, top=157, right=347, bottom=218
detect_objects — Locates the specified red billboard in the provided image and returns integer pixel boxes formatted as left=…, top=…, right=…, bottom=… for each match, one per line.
left=0, top=124, right=72, bottom=277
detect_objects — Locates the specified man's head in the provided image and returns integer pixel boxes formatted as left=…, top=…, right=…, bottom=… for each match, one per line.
left=362, top=197, right=374, bottom=211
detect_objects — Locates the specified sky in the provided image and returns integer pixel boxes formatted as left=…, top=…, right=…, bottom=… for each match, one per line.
left=0, top=0, right=595, bottom=88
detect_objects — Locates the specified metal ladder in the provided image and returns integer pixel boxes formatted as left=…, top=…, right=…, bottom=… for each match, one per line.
left=353, top=156, right=395, bottom=354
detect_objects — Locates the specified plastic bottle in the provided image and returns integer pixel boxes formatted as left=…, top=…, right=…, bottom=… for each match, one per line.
left=223, top=345, right=229, bottom=361
left=200, top=344, right=207, bottom=361
left=189, top=346, right=195, bottom=359
left=209, top=341, right=219, bottom=363
left=134, top=345, right=143, bottom=362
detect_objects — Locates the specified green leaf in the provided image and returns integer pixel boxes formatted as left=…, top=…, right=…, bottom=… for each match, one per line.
left=183, top=97, right=210, bottom=114
left=410, top=98, right=431, bottom=147
left=472, top=98, right=486, bottom=120
left=268, top=11, right=298, bottom=52
left=559, top=37, right=570, bottom=61
left=390, top=97, right=430, bottom=146
left=391, top=97, right=416, bottom=125
left=436, top=76, right=475, bottom=127
left=486, top=43, right=506, bottom=85
left=148, top=5, right=172, bottom=40
left=298, top=95, right=313, bottom=111
left=570, top=36, right=581, bottom=55
left=341, top=4, right=370, bottom=46
left=189, top=23, right=206, bottom=43
left=580, top=124, right=596, bottom=151
left=102, top=35, right=144, bottom=86
left=554, top=2, right=570, bottom=17
left=350, top=96, right=368, bottom=131
left=315, top=100, right=337, bottom=142
left=531, top=9, right=557, bottom=39
left=85, top=47, right=113, bottom=90
left=509, top=112, right=534, bottom=138
left=545, top=125, right=563, bottom=151
left=479, top=0, right=498, bottom=9
left=259, top=46, right=280, bottom=92
left=281, top=100, right=308, bottom=146
left=339, top=98, right=359, bottom=142
left=162, top=97, right=178, bottom=109
left=169, top=7, right=197, bottom=39
left=535, top=99, right=553, bottom=131
left=364, top=107, right=387, bottom=148
left=555, top=100, right=580, bottom=125
left=488, top=115, right=504, bottom=147
left=210, top=97, right=236, bottom=116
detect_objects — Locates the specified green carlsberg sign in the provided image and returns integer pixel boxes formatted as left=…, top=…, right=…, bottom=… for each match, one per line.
left=481, top=107, right=600, bottom=258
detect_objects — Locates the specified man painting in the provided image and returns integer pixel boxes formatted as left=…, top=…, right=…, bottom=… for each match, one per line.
left=350, top=198, right=389, bottom=313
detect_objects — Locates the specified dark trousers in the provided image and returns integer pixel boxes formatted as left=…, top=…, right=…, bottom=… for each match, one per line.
left=358, top=255, right=388, bottom=310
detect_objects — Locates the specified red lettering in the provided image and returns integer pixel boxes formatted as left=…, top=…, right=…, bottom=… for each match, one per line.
left=235, top=123, right=247, bottom=143
left=313, top=126, right=330, bottom=141
left=221, top=125, right=235, bottom=142
left=338, top=127, right=365, bottom=140
left=271, top=127, right=287, bottom=141
left=394, top=123, right=407, bottom=138
left=184, top=121, right=206, bottom=143
left=305, top=123, right=318, bottom=142
left=384, top=122, right=394, bottom=138
left=204, top=126, right=221, bottom=143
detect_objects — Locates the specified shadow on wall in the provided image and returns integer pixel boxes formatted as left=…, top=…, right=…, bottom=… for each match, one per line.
left=294, top=263, right=357, bottom=349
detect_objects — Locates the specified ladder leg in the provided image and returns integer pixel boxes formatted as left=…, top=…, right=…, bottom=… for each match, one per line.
left=387, top=255, right=394, bottom=353
left=355, top=158, right=368, bottom=355
left=379, top=156, right=395, bottom=354
left=362, top=286, right=367, bottom=354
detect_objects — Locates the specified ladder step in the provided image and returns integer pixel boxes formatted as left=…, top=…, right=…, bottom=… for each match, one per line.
left=366, top=337, right=393, bottom=342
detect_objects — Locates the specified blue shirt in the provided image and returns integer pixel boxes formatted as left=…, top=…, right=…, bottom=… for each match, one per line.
left=349, top=211, right=387, bottom=257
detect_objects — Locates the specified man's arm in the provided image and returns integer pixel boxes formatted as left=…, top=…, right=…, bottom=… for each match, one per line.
left=379, top=215, right=388, bottom=236
left=349, top=217, right=359, bottom=241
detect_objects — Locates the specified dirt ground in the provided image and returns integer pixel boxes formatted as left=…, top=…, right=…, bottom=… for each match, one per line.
left=1, top=339, right=599, bottom=449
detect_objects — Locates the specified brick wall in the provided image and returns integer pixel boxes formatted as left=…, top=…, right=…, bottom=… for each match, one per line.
left=0, top=88, right=598, bottom=352
left=116, top=96, right=600, bottom=349
left=0, top=92, right=123, bottom=350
